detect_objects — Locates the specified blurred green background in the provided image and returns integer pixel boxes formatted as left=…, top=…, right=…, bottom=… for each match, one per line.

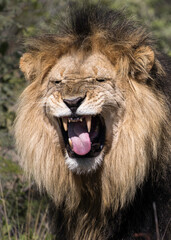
left=0, top=0, right=170, bottom=239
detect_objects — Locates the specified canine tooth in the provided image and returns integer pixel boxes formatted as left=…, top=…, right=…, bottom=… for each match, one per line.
left=86, top=116, right=91, bottom=133
left=62, top=118, right=68, bottom=131
left=80, top=118, right=83, bottom=122
left=69, top=138, right=73, bottom=148
left=68, top=119, right=71, bottom=123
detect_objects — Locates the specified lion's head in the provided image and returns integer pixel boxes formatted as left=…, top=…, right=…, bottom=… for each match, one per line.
left=14, top=5, right=170, bottom=214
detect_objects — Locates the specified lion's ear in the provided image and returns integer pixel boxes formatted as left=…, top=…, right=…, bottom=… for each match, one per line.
left=20, top=53, right=38, bottom=81
left=132, top=46, right=154, bottom=80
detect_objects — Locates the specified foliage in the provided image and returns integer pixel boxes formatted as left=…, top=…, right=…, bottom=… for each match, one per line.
left=0, top=0, right=170, bottom=239
left=110, top=0, right=171, bottom=55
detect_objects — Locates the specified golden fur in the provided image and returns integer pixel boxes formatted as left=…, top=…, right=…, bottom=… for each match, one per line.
left=14, top=5, right=171, bottom=239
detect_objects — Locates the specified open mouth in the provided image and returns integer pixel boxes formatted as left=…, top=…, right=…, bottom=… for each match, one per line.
left=58, top=115, right=105, bottom=158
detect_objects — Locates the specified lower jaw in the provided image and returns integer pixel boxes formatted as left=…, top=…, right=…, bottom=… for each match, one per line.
left=65, top=151, right=104, bottom=174
left=66, top=145, right=103, bottom=158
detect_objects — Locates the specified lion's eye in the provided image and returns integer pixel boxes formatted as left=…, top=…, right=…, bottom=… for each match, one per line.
left=49, top=78, right=61, bottom=84
left=96, top=78, right=105, bottom=82
left=54, top=80, right=61, bottom=84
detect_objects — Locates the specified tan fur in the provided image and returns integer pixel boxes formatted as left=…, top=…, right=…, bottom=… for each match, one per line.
left=15, top=29, right=170, bottom=239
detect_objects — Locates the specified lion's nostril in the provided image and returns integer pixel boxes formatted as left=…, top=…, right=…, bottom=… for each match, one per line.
left=63, top=96, right=85, bottom=113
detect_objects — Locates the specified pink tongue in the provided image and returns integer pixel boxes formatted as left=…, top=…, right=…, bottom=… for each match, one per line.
left=68, top=122, right=91, bottom=156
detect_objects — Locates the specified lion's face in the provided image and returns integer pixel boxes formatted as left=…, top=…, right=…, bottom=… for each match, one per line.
left=44, top=52, right=125, bottom=174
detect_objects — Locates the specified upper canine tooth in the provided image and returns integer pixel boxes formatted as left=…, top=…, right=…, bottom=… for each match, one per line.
left=86, top=116, right=91, bottom=133
left=62, top=118, right=68, bottom=131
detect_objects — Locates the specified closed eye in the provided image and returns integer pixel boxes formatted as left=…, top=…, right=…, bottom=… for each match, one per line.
left=96, top=78, right=105, bottom=82
left=50, top=78, right=62, bottom=84
left=54, top=80, right=61, bottom=84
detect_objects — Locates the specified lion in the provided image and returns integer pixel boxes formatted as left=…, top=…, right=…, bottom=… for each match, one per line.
left=14, top=4, right=171, bottom=240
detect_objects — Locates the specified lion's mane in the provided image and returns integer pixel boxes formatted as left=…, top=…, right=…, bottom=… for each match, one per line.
left=15, top=4, right=171, bottom=240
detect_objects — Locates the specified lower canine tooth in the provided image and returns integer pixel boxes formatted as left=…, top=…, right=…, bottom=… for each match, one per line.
left=62, top=118, right=68, bottom=131
left=86, top=116, right=91, bottom=133
left=69, top=138, right=73, bottom=148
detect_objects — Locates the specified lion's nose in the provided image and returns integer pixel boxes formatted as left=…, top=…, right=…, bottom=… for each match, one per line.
left=63, top=96, right=85, bottom=113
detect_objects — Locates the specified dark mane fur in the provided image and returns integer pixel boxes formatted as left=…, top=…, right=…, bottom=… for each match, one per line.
left=26, top=4, right=152, bottom=54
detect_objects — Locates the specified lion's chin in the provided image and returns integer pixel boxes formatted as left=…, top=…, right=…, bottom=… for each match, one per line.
left=65, top=151, right=104, bottom=174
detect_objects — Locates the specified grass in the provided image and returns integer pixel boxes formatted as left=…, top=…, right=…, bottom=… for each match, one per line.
left=0, top=157, right=54, bottom=240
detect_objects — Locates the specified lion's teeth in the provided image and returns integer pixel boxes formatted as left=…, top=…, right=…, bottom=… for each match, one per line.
left=62, top=118, right=68, bottom=131
left=86, top=116, right=91, bottom=133
left=68, top=138, right=73, bottom=148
